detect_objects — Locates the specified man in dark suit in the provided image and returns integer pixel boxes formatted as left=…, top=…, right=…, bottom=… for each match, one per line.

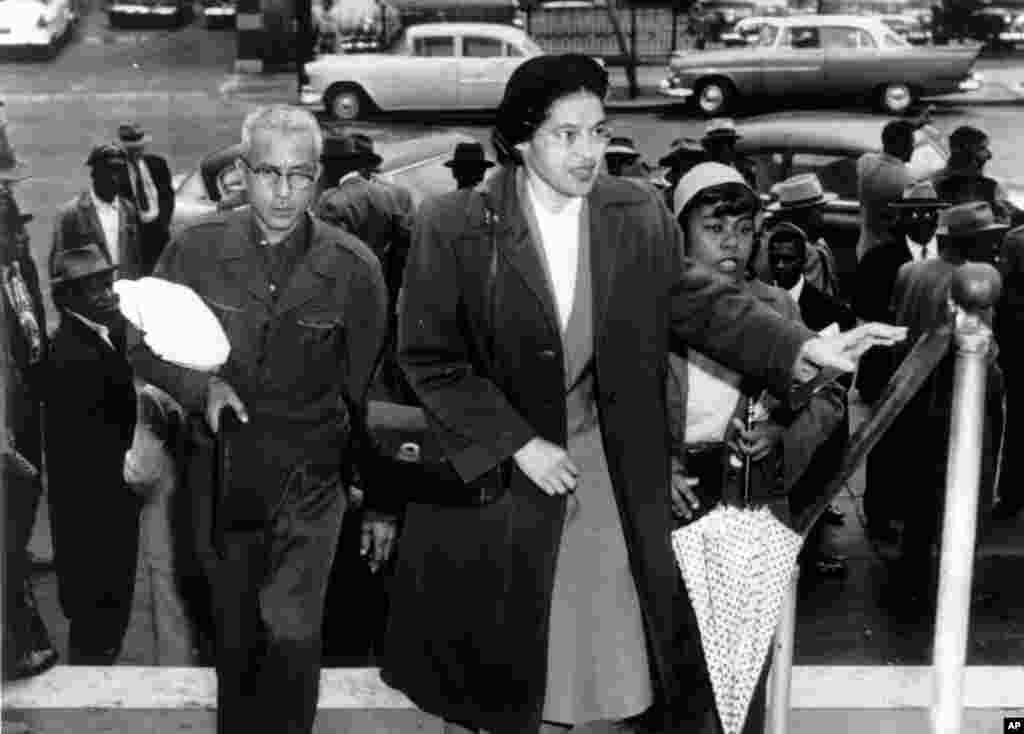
left=854, top=181, right=949, bottom=542
left=0, top=107, right=59, bottom=681
left=117, top=123, right=175, bottom=275
left=445, top=141, right=495, bottom=191
left=767, top=221, right=855, bottom=577
left=45, top=243, right=139, bottom=664
left=51, top=145, right=143, bottom=280
left=888, top=201, right=1006, bottom=613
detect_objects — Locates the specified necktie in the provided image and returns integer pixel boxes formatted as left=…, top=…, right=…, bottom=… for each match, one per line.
left=920, top=244, right=928, bottom=261
left=131, top=159, right=150, bottom=212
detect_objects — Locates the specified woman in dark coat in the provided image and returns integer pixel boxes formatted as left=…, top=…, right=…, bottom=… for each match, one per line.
left=381, top=54, right=904, bottom=734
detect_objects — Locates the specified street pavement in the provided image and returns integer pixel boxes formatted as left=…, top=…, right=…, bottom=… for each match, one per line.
left=4, top=0, right=1024, bottom=679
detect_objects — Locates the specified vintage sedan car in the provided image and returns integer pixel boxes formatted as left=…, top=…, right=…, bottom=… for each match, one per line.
left=727, top=111, right=1024, bottom=293
left=0, top=0, right=75, bottom=57
left=171, top=128, right=481, bottom=234
left=659, top=15, right=982, bottom=116
left=107, top=0, right=192, bottom=27
left=301, top=22, right=543, bottom=120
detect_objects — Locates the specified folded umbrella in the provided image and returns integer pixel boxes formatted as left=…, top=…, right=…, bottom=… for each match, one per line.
left=114, top=277, right=230, bottom=372
left=672, top=505, right=803, bottom=734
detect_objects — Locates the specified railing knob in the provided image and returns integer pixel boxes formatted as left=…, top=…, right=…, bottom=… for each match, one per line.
left=951, top=262, right=1002, bottom=315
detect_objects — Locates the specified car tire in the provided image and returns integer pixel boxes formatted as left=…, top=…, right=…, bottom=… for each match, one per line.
left=325, top=83, right=370, bottom=121
left=694, top=78, right=734, bottom=117
left=878, top=82, right=915, bottom=115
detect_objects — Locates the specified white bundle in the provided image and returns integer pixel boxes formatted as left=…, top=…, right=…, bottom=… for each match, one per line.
left=115, top=277, right=231, bottom=372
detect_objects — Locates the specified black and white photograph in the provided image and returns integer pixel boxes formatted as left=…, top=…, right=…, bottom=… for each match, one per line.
left=2, top=0, right=1024, bottom=731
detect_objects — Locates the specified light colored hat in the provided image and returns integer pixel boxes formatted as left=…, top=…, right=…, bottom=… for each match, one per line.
left=114, top=277, right=231, bottom=372
left=765, top=173, right=837, bottom=212
left=605, top=136, right=640, bottom=157
left=674, top=161, right=757, bottom=218
left=702, top=118, right=742, bottom=141
left=936, top=201, right=1009, bottom=241
left=889, top=179, right=950, bottom=209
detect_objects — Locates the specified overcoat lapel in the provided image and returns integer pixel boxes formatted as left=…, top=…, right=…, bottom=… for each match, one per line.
left=587, top=178, right=621, bottom=349
left=484, top=169, right=560, bottom=341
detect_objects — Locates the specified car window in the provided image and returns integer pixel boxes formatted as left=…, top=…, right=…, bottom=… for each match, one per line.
left=464, top=36, right=503, bottom=58
left=821, top=26, right=858, bottom=49
left=413, top=36, right=454, bottom=57
left=790, top=152, right=858, bottom=200
left=782, top=26, right=821, bottom=49
left=507, top=43, right=526, bottom=56
left=757, top=23, right=779, bottom=46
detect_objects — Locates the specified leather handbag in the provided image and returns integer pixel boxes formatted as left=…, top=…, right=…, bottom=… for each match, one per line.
left=384, top=189, right=511, bottom=508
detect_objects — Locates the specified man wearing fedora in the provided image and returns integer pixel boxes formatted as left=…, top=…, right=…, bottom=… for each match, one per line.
left=760, top=173, right=841, bottom=298
left=887, top=201, right=1007, bottom=613
left=117, top=123, right=175, bottom=275
left=0, top=103, right=59, bottom=682
left=45, top=243, right=140, bottom=664
left=446, top=141, right=495, bottom=191
left=51, top=144, right=144, bottom=281
left=700, top=118, right=756, bottom=188
left=657, top=137, right=706, bottom=210
left=856, top=120, right=918, bottom=261
left=604, top=136, right=646, bottom=178
left=854, top=181, right=949, bottom=542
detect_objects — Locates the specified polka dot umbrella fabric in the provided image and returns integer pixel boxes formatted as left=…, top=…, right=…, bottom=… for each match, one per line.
left=672, top=505, right=804, bottom=734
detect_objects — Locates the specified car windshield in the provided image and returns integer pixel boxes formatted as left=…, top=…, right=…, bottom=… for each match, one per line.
left=757, top=24, right=779, bottom=46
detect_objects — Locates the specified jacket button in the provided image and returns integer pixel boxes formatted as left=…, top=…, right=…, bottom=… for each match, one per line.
left=604, top=391, right=617, bottom=406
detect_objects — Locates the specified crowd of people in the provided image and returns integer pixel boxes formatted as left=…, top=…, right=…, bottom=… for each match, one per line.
left=0, top=51, right=1018, bottom=734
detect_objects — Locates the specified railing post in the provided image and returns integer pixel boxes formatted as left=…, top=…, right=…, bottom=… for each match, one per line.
left=768, top=567, right=799, bottom=734
left=930, top=262, right=1002, bottom=734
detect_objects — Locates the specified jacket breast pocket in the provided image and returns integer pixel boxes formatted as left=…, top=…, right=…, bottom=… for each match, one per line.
left=288, top=313, right=346, bottom=389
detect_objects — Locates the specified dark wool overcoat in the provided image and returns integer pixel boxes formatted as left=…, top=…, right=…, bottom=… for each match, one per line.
left=380, top=167, right=813, bottom=734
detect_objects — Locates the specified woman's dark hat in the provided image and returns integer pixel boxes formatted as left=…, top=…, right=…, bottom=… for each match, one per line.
left=445, top=142, right=495, bottom=170
left=0, top=101, right=30, bottom=182
left=494, top=54, right=609, bottom=149
left=889, top=180, right=951, bottom=209
left=117, top=123, right=150, bottom=146
left=50, top=243, right=118, bottom=288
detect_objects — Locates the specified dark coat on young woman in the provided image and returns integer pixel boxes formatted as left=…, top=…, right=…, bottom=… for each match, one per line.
left=380, top=167, right=815, bottom=734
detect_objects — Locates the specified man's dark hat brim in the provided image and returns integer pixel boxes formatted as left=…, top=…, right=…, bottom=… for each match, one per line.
left=444, top=159, right=495, bottom=169
left=890, top=198, right=952, bottom=209
left=51, top=263, right=118, bottom=288
left=937, top=223, right=1010, bottom=241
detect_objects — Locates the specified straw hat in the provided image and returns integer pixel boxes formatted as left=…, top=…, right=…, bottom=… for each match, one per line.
left=888, top=180, right=950, bottom=209
left=765, top=173, right=837, bottom=212
left=936, top=201, right=1009, bottom=243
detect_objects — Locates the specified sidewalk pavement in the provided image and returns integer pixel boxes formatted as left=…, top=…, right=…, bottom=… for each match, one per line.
left=217, top=59, right=1024, bottom=111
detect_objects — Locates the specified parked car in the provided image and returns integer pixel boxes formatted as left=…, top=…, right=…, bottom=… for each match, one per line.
left=301, top=22, right=543, bottom=120
left=0, top=0, right=75, bottom=57
left=108, top=0, right=192, bottom=27
left=726, top=111, right=1024, bottom=292
left=171, top=128, right=481, bottom=234
left=201, top=0, right=235, bottom=27
left=659, top=14, right=982, bottom=116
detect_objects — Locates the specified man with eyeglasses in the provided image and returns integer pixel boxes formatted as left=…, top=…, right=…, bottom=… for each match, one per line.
left=129, top=105, right=393, bottom=734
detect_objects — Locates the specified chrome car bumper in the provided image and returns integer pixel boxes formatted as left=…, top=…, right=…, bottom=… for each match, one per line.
left=109, top=4, right=178, bottom=13
left=658, top=78, right=694, bottom=99
left=958, top=72, right=984, bottom=92
left=203, top=6, right=235, bottom=16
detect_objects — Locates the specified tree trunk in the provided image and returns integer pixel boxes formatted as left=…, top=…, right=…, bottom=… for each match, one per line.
left=605, top=0, right=639, bottom=99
